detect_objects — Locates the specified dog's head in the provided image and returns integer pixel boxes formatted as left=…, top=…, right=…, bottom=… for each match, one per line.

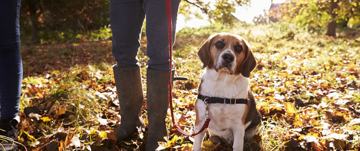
left=198, top=33, right=256, bottom=77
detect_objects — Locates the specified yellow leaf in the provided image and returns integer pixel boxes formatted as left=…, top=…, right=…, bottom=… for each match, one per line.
left=278, top=72, right=288, bottom=78
left=90, top=129, right=97, bottom=135
left=293, top=114, right=303, bottom=127
left=40, top=117, right=52, bottom=122
left=264, top=88, right=275, bottom=94
left=202, top=140, right=215, bottom=150
left=36, top=92, right=44, bottom=99
left=22, top=131, right=36, bottom=141
left=167, top=135, right=178, bottom=147
left=298, top=134, right=304, bottom=140
left=305, top=132, right=319, bottom=139
left=284, top=102, right=296, bottom=116
left=99, top=131, right=107, bottom=140
left=51, top=70, right=60, bottom=75
left=58, top=140, right=65, bottom=151
left=320, top=81, right=328, bottom=87
left=181, top=143, right=193, bottom=151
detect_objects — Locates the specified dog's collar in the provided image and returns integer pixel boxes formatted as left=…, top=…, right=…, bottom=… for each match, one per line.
left=198, top=94, right=248, bottom=104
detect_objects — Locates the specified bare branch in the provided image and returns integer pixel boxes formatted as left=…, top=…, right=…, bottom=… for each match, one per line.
left=182, top=0, right=208, bottom=14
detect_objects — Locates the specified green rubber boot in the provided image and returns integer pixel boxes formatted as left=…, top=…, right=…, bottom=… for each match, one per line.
left=113, top=65, right=145, bottom=141
left=145, top=69, right=171, bottom=151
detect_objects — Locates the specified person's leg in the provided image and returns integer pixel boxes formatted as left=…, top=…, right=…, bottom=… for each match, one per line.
left=0, top=50, right=22, bottom=120
left=110, top=0, right=145, bottom=68
left=0, top=0, right=22, bottom=150
left=109, top=0, right=146, bottom=141
left=144, top=0, right=180, bottom=71
left=143, top=0, right=180, bottom=150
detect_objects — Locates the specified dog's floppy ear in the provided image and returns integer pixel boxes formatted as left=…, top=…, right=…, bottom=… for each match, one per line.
left=198, top=35, right=216, bottom=68
left=240, top=41, right=257, bottom=77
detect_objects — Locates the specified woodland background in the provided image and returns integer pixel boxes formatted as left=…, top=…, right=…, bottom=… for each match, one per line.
left=6, top=0, right=360, bottom=150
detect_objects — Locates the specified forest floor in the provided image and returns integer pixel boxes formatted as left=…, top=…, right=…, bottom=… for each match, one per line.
left=9, top=23, right=360, bottom=150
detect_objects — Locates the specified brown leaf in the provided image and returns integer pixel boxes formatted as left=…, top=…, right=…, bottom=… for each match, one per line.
left=286, top=139, right=299, bottom=150
left=333, top=139, right=346, bottom=150
left=46, top=140, right=59, bottom=151
left=55, top=106, right=67, bottom=118
left=311, top=142, right=323, bottom=151
left=107, top=130, right=117, bottom=142
left=184, top=81, right=196, bottom=90
left=58, top=140, right=65, bottom=151
left=90, top=146, right=110, bottom=151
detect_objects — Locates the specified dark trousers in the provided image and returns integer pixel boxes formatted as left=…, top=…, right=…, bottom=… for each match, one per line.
left=0, top=0, right=22, bottom=120
left=110, top=0, right=180, bottom=71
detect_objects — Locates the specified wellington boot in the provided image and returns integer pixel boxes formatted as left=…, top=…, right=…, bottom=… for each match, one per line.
left=145, top=69, right=172, bottom=151
left=113, top=66, right=145, bottom=141
left=0, top=117, right=19, bottom=151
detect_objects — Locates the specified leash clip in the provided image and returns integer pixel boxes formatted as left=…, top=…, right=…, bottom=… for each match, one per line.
left=204, top=98, right=209, bottom=119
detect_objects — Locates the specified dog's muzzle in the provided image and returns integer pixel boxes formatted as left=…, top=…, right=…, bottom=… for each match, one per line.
left=216, top=53, right=235, bottom=71
left=222, top=53, right=234, bottom=64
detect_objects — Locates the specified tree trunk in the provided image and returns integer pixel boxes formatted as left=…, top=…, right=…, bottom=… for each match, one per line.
left=25, top=0, right=40, bottom=43
left=326, top=20, right=336, bottom=36
left=30, top=12, right=39, bottom=43
left=325, top=0, right=337, bottom=37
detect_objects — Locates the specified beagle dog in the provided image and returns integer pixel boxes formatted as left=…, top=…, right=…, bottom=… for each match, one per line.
left=193, top=33, right=262, bottom=151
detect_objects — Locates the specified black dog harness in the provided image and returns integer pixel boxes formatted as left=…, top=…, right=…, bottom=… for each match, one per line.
left=198, top=94, right=248, bottom=104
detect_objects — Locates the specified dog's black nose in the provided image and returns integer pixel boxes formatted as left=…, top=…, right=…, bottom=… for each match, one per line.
left=222, top=54, right=234, bottom=63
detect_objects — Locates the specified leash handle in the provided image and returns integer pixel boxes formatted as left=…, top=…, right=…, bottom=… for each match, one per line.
left=165, top=0, right=210, bottom=137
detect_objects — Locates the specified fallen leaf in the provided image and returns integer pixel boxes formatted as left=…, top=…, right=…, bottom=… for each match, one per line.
left=181, top=143, right=193, bottom=151
left=284, top=102, right=296, bottom=116
left=202, top=140, right=215, bottom=150
left=70, top=134, right=81, bottom=147
left=99, top=131, right=107, bottom=140
left=46, top=140, right=59, bottom=151
left=40, top=117, right=52, bottom=122
left=55, top=106, right=67, bottom=118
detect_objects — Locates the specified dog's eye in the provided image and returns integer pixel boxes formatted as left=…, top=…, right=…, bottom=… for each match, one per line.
left=234, top=45, right=243, bottom=53
left=215, top=41, right=225, bottom=49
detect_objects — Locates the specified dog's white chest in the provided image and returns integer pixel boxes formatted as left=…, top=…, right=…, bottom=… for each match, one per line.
left=198, top=68, right=250, bottom=143
left=200, top=68, right=249, bottom=99
left=207, top=104, right=247, bottom=141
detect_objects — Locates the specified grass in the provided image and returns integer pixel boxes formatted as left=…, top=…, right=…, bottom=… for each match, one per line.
left=13, top=22, right=360, bottom=150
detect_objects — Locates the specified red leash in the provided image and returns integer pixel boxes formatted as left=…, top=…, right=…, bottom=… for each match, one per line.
left=165, top=0, right=210, bottom=137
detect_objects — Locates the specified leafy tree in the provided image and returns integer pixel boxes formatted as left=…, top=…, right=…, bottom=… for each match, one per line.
left=20, top=0, right=249, bottom=43
left=278, top=0, right=360, bottom=36
left=180, top=0, right=250, bottom=25
left=336, top=0, right=360, bottom=27
left=20, top=0, right=109, bottom=43
left=21, top=0, right=42, bottom=43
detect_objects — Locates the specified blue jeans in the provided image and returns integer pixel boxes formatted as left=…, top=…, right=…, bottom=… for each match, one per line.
left=0, top=0, right=22, bottom=120
left=110, top=0, right=180, bottom=71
